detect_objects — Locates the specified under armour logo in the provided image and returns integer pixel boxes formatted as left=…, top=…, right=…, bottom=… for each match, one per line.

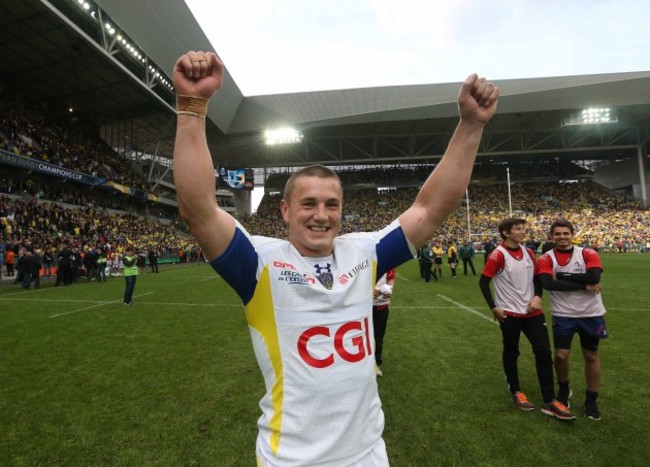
left=313, top=263, right=332, bottom=275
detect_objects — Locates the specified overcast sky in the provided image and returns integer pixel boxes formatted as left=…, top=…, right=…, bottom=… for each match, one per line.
left=185, top=0, right=650, bottom=96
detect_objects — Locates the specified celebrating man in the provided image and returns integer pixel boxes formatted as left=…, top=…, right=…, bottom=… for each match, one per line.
left=173, top=50, right=499, bottom=465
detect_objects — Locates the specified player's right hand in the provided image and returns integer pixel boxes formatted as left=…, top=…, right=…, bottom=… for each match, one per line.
left=173, top=51, right=224, bottom=99
left=491, top=306, right=507, bottom=323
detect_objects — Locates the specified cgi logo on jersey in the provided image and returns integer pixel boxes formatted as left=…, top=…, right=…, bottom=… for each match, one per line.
left=297, top=318, right=373, bottom=368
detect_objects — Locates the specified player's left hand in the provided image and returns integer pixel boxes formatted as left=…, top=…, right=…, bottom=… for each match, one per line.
left=586, top=283, right=602, bottom=294
left=527, top=296, right=542, bottom=312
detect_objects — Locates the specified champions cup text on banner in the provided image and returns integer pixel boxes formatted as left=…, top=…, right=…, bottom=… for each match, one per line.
left=0, top=149, right=107, bottom=186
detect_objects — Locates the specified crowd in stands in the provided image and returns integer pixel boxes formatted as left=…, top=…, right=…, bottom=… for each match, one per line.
left=243, top=172, right=650, bottom=253
left=0, top=94, right=147, bottom=191
left=0, top=86, right=212, bottom=287
left=3, top=165, right=648, bottom=290
left=2, top=83, right=648, bottom=291
left=0, top=194, right=202, bottom=285
left=263, top=160, right=591, bottom=190
left=30, top=186, right=125, bottom=210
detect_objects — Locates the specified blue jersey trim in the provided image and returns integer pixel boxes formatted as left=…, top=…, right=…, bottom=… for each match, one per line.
left=376, top=226, right=413, bottom=279
left=209, top=227, right=258, bottom=304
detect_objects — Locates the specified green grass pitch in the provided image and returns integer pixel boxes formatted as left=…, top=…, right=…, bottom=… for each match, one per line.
left=1, top=253, right=648, bottom=466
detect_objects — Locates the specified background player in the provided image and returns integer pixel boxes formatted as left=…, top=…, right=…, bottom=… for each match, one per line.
left=538, top=218, right=607, bottom=421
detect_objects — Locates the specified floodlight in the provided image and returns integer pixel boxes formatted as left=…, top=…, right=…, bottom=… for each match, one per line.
left=264, top=127, right=303, bottom=145
left=563, top=107, right=617, bottom=126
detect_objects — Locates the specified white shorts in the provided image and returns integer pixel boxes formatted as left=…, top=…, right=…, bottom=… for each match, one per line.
left=256, top=437, right=389, bottom=467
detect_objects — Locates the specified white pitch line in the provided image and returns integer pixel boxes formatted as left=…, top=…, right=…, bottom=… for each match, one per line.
left=395, top=273, right=410, bottom=282
left=393, top=306, right=486, bottom=310
left=50, top=292, right=154, bottom=318
left=199, top=275, right=221, bottom=282
left=50, top=300, right=121, bottom=318
left=437, top=294, right=497, bottom=324
left=137, top=302, right=242, bottom=308
left=0, top=296, right=241, bottom=309
left=1, top=286, right=59, bottom=297
left=0, top=298, right=99, bottom=303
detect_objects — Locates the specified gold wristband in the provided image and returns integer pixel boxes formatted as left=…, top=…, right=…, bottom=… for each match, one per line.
left=176, top=95, right=208, bottom=117
left=176, top=110, right=206, bottom=119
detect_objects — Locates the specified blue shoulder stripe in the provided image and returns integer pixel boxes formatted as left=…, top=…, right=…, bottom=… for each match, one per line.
left=376, top=225, right=413, bottom=279
left=209, top=227, right=258, bottom=305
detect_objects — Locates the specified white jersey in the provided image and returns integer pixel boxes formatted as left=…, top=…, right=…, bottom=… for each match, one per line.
left=372, top=270, right=394, bottom=308
left=491, top=245, right=535, bottom=315
left=541, top=247, right=606, bottom=318
left=211, top=219, right=414, bottom=466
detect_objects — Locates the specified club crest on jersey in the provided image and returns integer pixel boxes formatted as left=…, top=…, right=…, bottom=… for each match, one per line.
left=313, top=263, right=333, bottom=289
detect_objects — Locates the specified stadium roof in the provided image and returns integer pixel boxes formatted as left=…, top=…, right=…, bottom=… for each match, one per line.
left=1, top=0, right=649, bottom=169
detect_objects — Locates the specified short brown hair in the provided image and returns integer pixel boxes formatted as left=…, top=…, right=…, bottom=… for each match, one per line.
left=283, top=165, right=342, bottom=203
left=550, top=218, right=575, bottom=235
left=497, top=218, right=526, bottom=240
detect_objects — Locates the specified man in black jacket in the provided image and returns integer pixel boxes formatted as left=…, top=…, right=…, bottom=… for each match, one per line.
left=148, top=247, right=159, bottom=273
left=55, top=243, right=73, bottom=286
left=23, top=249, right=43, bottom=289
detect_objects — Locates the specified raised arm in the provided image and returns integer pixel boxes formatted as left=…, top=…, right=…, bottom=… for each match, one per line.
left=399, top=74, right=499, bottom=249
left=172, top=51, right=236, bottom=260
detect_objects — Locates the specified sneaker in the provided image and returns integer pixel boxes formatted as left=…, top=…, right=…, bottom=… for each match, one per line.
left=541, top=400, right=577, bottom=420
left=512, top=391, right=535, bottom=411
left=584, top=400, right=602, bottom=421
left=375, top=365, right=383, bottom=377
left=557, top=386, right=573, bottom=408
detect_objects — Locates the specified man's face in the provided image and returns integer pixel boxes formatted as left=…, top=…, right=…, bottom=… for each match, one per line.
left=551, top=226, right=574, bottom=250
left=280, top=175, right=342, bottom=257
left=505, top=223, right=527, bottom=245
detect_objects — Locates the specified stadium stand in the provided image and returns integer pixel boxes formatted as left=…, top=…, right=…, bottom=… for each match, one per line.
left=244, top=168, right=650, bottom=253
left=0, top=86, right=202, bottom=281
left=1, top=0, right=648, bottom=286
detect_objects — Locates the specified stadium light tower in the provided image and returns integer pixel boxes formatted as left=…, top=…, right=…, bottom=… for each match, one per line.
left=563, top=107, right=617, bottom=126
left=264, top=127, right=303, bottom=145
